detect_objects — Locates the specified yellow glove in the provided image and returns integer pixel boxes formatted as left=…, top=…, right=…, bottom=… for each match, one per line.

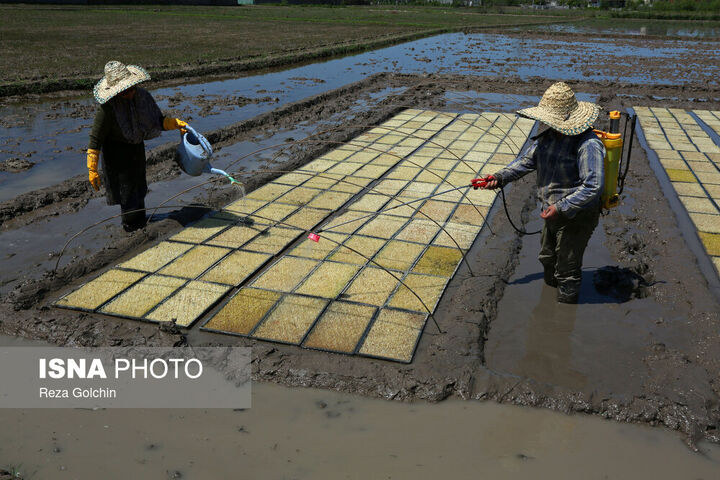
left=163, top=117, right=188, bottom=134
left=87, top=149, right=101, bottom=191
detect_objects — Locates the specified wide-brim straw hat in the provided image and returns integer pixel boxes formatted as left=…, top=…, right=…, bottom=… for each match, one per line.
left=517, top=82, right=600, bottom=136
left=93, top=61, right=150, bottom=104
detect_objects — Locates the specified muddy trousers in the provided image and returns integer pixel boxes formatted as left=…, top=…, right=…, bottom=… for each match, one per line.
left=538, top=207, right=600, bottom=301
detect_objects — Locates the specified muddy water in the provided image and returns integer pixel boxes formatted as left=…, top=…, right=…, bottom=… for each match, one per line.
left=522, top=19, right=720, bottom=38
left=525, top=18, right=720, bottom=39
left=0, top=362, right=719, bottom=480
left=485, top=204, right=682, bottom=395
left=485, top=207, right=664, bottom=395
left=3, top=31, right=718, bottom=200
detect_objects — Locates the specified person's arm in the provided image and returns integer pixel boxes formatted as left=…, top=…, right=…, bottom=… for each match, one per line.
left=87, top=107, right=108, bottom=151
left=490, top=139, right=539, bottom=188
left=555, top=136, right=605, bottom=219
left=86, top=107, right=109, bottom=191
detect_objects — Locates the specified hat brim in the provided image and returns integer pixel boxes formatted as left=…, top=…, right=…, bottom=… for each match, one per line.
left=517, top=101, right=600, bottom=136
left=93, top=65, right=150, bottom=104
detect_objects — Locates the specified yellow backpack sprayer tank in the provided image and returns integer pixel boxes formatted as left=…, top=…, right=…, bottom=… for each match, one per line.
left=594, top=110, right=637, bottom=210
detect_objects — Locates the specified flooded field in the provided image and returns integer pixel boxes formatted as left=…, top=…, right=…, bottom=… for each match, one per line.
left=2, top=30, right=719, bottom=201
left=521, top=18, right=720, bottom=38
left=1, top=20, right=720, bottom=479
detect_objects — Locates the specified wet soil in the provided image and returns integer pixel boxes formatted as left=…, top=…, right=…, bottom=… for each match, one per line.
left=1, top=70, right=719, bottom=446
left=0, top=158, right=33, bottom=173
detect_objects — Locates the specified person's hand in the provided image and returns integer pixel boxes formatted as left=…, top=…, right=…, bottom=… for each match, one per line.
left=482, top=175, right=500, bottom=190
left=540, top=204, right=560, bottom=220
left=86, top=149, right=101, bottom=191
left=163, top=117, right=188, bottom=134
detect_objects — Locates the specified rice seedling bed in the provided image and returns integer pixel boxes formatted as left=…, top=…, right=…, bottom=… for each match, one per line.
left=636, top=106, right=720, bottom=274
left=58, top=109, right=535, bottom=362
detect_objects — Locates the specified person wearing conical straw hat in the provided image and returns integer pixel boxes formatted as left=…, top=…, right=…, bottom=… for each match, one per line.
left=86, top=61, right=189, bottom=232
left=480, top=82, right=606, bottom=304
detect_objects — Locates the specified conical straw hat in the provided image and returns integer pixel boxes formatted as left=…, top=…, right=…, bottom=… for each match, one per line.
left=93, top=61, right=150, bottom=104
left=517, top=82, right=600, bottom=136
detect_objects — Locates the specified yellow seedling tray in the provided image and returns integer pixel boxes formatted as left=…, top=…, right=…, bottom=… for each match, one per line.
left=145, top=280, right=230, bottom=327
left=158, top=245, right=231, bottom=279
left=329, top=235, right=386, bottom=265
left=412, top=246, right=464, bottom=277
left=303, top=301, right=376, bottom=353
left=199, top=250, right=271, bottom=286
left=374, top=241, right=425, bottom=272
left=118, top=241, right=193, bottom=272
left=295, top=261, right=361, bottom=298
left=251, top=256, right=319, bottom=292
left=253, top=295, right=328, bottom=344
left=358, top=309, right=426, bottom=363
left=343, top=267, right=400, bottom=306
left=204, top=288, right=282, bottom=335
left=100, top=274, right=185, bottom=318
left=169, top=218, right=232, bottom=244
left=55, top=269, right=145, bottom=311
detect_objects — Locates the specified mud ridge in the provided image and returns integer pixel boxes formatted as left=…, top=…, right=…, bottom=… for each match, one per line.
left=0, top=30, right=447, bottom=98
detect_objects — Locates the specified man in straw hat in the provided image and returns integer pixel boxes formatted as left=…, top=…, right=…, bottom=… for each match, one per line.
left=86, top=61, right=189, bottom=232
left=480, top=82, right=606, bottom=304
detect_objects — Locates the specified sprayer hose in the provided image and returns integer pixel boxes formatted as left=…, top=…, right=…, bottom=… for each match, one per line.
left=500, top=187, right=542, bottom=236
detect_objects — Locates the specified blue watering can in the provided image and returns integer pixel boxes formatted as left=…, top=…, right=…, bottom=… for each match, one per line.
left=177, top=125, right=237, bottom=182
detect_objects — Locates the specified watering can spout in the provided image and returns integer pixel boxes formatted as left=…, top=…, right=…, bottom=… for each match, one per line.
left=208, top=166, right=241, bottom=185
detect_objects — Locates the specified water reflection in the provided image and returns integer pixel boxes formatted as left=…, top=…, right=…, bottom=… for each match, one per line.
left=518, top=284, right=587, bottom=391
left=522, top=19, right=720, bottom=38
